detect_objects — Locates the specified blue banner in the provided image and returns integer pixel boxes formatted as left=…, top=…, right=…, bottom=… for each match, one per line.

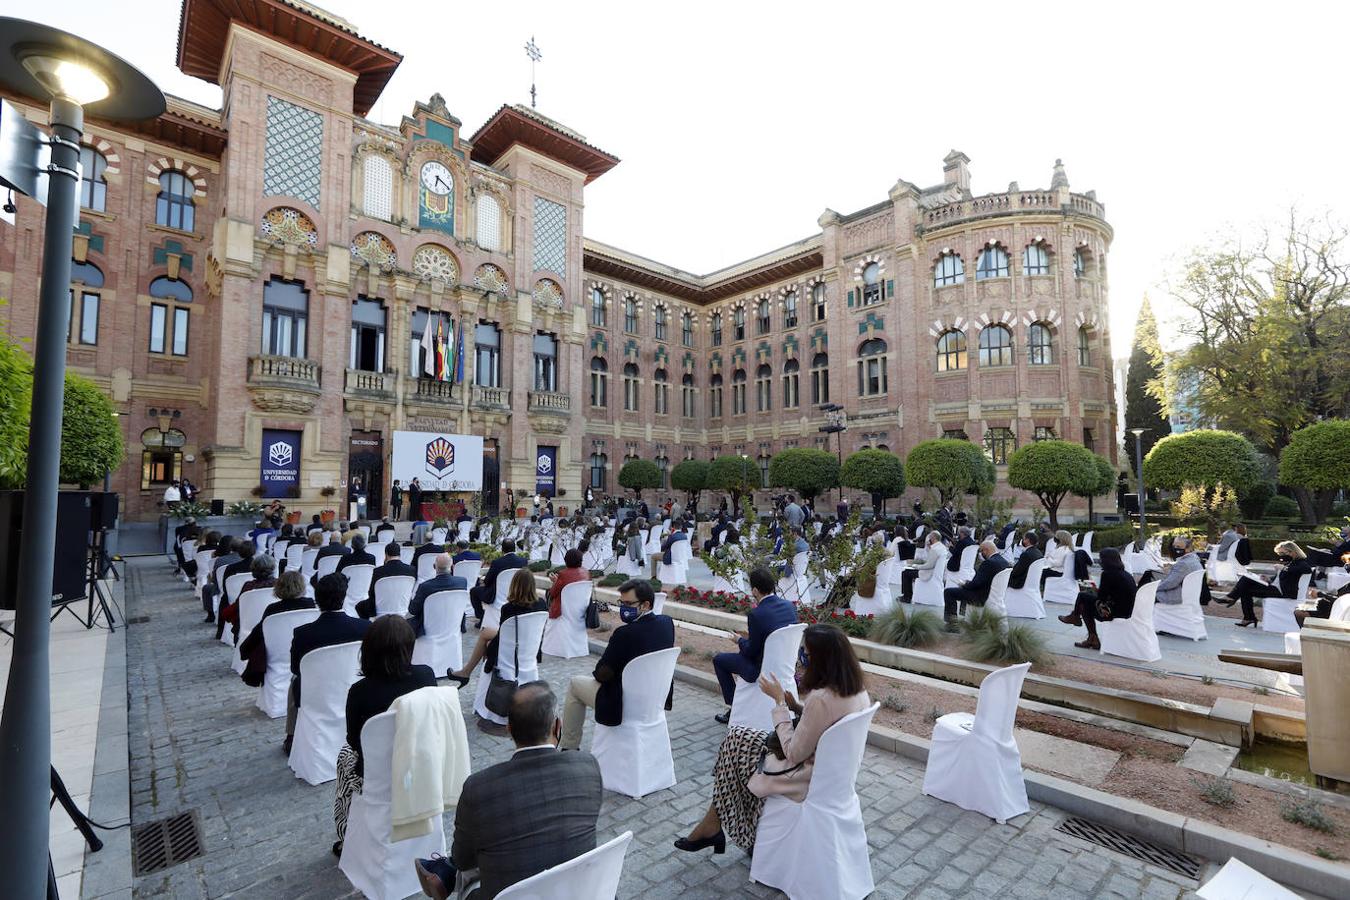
left=535, top=446, right=557, bottom=497
left=261, top=428, right=302, bottom=499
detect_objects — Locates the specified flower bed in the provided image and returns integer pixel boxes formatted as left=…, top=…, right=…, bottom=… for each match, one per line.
left=666, top=585, right=874, bottom=638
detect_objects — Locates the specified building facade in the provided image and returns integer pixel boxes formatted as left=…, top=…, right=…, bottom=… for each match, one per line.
left=0, top=0, right=1116, bottom=522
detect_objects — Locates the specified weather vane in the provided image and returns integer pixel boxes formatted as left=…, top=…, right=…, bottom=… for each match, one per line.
left=524, top=36, right=542, bottom=109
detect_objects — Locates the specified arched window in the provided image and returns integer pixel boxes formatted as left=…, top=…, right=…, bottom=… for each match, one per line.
left=533, top=332, right=558, bottom=392
left=261, top=279, right=308, bottom=358
left=782, top=359, right=800, bottom=409
left=148, top=277, right=192, bottom=302
left=978, top=324, right=1013, bottom=367
left=811, top=352, right=830, bottom=405
left=1028, top=322, right=1054, bottom=365
left=934, top=252, right=964, bottom=287
left=654, top=306, right=668, bottom=341
left=733, top=307, right=746, bottom=341
left=935, top=329, right=966, bottom=372
left=976, top=245, right=1010, bottom=280
left=681, top=373, right=696, bottom=417
left=812, top=283, right=827, bottom=321
left=857, top=338, right=888, bottom=396
left=1077, top=326, right=1092, bottom=366
left=67, top=260, right=104, bottom=346
left=589, top=357, right=608, bottom=407
left=711, top=312, right=723, bottom=346
left=783, top=291, right=798, bottom=328
left=476, top=193, right=502, bottom=251
left=79, top=146, right=107, bottom=211
left=862, top=262, right=882, bottom=305
left=682, top=311, right=694, bottom=346
left=1023, top=242, right=1050, bottom=276
left=362, top=154, right=393, bottom=220
left=589, top=452, right=608, bottom=490
left=591, top=288, right=607, bottom=327
left=654, top=367, right=669, bottom=414
left=624, top=297, right=638, bottom=333
left=140, top=427, right=186, bottom=489
left=756, top=363, right=772, bottom=411
left=1034, top=425, right=1056, bottom=442
left=984, top=427, right=1016, bottom=465
left=709, top=373, right=724, bottom=417
left=757, top=298, right=771, bottom=335
left=156, top=171, right=195, bottom=231
left=1074, top=248, right=1088, bottom=278
left=732, top=368, right=747, bottom=414
left=623, top=362, right=640, bottom=411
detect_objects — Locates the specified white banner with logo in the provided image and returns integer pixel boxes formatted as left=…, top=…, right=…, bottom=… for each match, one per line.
left=391, top=431, right=485, bottom=492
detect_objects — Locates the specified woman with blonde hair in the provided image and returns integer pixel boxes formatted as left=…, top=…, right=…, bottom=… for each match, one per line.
left=447, top=567, right=547, bottom=686
left=1040, top=529, right=1075, bottom=591
left=1223, top=540, right=1313, bottom=627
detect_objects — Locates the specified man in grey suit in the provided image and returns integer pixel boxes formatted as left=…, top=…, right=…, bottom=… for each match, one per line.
left=416, top=682, right=603, bottom=900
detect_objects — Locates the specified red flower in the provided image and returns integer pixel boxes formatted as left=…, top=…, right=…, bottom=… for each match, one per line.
left=845, top=610, right=856, bottom=618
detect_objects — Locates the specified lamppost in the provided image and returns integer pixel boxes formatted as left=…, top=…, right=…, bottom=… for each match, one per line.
left=0, top=20, right=162, bottom=896
left=1130, top=428, right=1149, bottom=545
left=818, top=403, right=846, bottom=502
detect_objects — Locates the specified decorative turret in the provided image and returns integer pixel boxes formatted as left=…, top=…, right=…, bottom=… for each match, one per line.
left=942, top=150, right=971, bottom=193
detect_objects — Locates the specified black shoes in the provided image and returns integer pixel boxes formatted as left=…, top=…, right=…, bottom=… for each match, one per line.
left=282, top=735, right=293, bottom=756
left=445, top=671, right=470, bottom=688
left=674, top=830, right=727, bottom=854
left=714, top=710, right=731, bottom=725
left=476, top=717, right=508, bottom=736
left=415, top=856, right=453, bottom=900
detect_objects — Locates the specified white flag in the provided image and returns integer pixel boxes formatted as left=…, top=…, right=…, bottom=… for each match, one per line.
left=420, top=314, right=436, bottom=377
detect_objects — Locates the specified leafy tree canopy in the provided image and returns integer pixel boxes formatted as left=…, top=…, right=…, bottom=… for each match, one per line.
left=60, top=373, right=124, bottom=488
left=1123, top=296, right=1170, bottom=461
left=768, top=448, right=840, bottom=500
left=0, top=324, right=32, bottom=489
left=708, top=454, right=760, bottom=497
left=906, top=439, right=988, bottom=503
left=1277, top=419, right=1350, bottom=522
left=1006, top=440, right=1098, bottom=528
left=839, top=449, right=906, bottom=499
left=1143, top=429, right=1263, bottom=492
left=669, top=458, right=710, bottom=495
left=617, top=458, right=661, bottom=497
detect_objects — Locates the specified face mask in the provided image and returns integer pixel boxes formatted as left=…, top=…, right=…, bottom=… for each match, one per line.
left=619, top=605, right=641, bottom=624
left=797, top=648, right=810, bottom=669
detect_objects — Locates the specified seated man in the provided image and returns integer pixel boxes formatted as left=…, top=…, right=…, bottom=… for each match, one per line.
left=1151, top=536, right=1202, bottom=605
left=1304, top=525, right=1350, bottom=568
left=712, top=568, right=799, bottom=724
left=942, top=540, right=1010, bottom=628
left=374, top=516, right=397, bottom=538
left=311, top=526, right=350, bottom=584
left=560, top=579, right=675, bottom=750
left=947, top=526, right=977, bottom=575
left=407, top=553, right=466, bottom=638
left=247, top=518, right=275, bottom=549
left=355, top=541, right=416, bottom=619
left=335, top=533, right=376, bottom=573
left=470, top=539, right=527, bottom=626
left=452, top=540, right=483, bottom=565
left=1006, top=532, right=1043, bottom=590
left=213, top=540, right=257, bottom=639
left=416, top=682, right=603, bottom=900
left=284, top=573, right=369, bottom=755
left=239, top=570, right=316, bottom=686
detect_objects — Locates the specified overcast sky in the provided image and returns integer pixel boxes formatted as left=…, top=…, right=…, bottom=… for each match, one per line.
left=44, top=0, right=1350, bottom=357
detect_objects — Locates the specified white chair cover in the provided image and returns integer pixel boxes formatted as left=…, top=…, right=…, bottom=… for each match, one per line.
left=592, top=647, right=681, bottom=798
left=192, top=549, right=213, bottom=598
left=491, top=831, right=632, bottom=900
left=453, top=559, right=482, bottom=587
left=1098, top=581, right=1162, bottom=662
left=1196, top=857, right=1302, bottom=900
left=1327, top=569, right=1350, bottom=595
left=1276, top=632, right=1304, bottom=693
left=1081, top=531, right=1094, bottom=555
left=231, top=589, right=274, bottom=673
left=343, top=564, right=375, bottom=615
left=373, top=575, right=415, bottom=617
left=415, top=553, right=438, bottom=585
left=652, top=591, right=666, bottom=616
left=284, top=543, right=303, bottom=574
left=750, top=703, right=880, bottom=900
left=473, top=611, right=547, bottom=725
left=1042, top=564, right=1080, bottom=605
left=315, top=554, right=341, bottom=582
left=656, top=544, right=689, bottom=586
left=221, top=572, right=251, bottom=644
left=615, top=553, right=642, bottom=578
left=778, top=551, right=811, bottom=605
left=256, top=609, right=319, bottom=718
left=430, top=528, right=448, bottom=544
left=849, top=557, right=895, bottom=617
left=398, top=545, right=413, bottom=565
left=1261, top=574, right=1310, bottom=634
left=541, top=580, right=593, bottom=659
left=730, top=623, right=807, bottom=731
left=922, top=663, right=1031, bottom=824
left=1153, top=569, right=1207, bottom=641
left=1207, top=546, right=1249, bottom=585
left=981, top=569, right=1012, bottom=619
left=339, top=710, right=446, bottom=900
left=482, top=567, right=521, bottom=631
left=945, top=545, right=978, bottom=587
left=289, top=640, right=362, bottom=784
left=1330, top=592, right=1350, bottom=622
left=356, top=525, right=371, bottom=540
left=911, top=547, right=949, bottom=608
left=411, top=590, right=470, bottom=675
left=301, top=547, right=320, bottom=583
left=1002, top=559, right=1046, bottom=619
left=457, top=521, right=471, bottom=542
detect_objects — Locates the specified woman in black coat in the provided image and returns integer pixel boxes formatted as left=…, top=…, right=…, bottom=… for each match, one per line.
left=1222, top=541, right=1313, bottom=627
left=1058, top=547, right=1136, bottom=650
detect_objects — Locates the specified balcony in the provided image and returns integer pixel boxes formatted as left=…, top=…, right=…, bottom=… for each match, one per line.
left=528, top=390, right=571, bottom=416
left=247, top=355, right=321, bottom=412
left=473, top=385, right=511, bottom=411
left=412, top=378, right=460, bottom=405
left=344, top=368, right=395, bottom=399
left=919, top=190, right=1107, bottom=232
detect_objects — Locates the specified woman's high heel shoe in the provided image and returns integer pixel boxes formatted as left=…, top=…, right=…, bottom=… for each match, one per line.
left=1235, top=619, right=1257, bottom=627
left=445, top=671, right=470, bottom=687
left=674, top=830, right=726, bottom=854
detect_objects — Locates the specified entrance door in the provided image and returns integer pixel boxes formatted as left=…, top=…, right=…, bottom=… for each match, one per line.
left=348, top=430, right=384, bottom=519
left=482, top=439, right=500, bottom=516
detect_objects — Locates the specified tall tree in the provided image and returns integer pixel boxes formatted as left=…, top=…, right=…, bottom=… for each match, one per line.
left=617, top=458, right=661, bottom=499
left=1123, top=295, right=1170, bottom=461
left=768, top=448, right=840, bottom=502
left=1278, top=420, right=1350, bottom=523
left=906, top=439, right=987, bottom=505
left=1006, top=440, right=1098, bottom=529
left=669, top=459, right=710, bottom=511
left=839, top=449, right=906, bottom=515
left=1143, top=430, right=1263, bottom=539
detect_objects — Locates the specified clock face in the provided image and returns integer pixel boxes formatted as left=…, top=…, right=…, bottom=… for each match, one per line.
left=421, top=162, right=452, bottom=196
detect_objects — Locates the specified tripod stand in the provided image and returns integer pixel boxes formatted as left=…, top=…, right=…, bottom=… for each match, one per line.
left=50, top=528, right=117, bottom=633
left=48, top=766, right=105, bottom=899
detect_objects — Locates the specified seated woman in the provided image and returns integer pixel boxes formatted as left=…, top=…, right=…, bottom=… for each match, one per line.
left=239, top=570, right=316, bottom=686
left=1057, top=547, right=1136, bottom=649
left=674, top=623, right=871, bottom=855
left=331, top=615, right=436, bottom=857
left=220, top=554, right=276, bottom=644
left=892, top=526, right=916, bottom=562
left=1039, top=530, right=1074, bottom=591
left=1221, top=540, right=1313, bottom=627
left=446, top=568, right=548, bottom=686
left=900, top=531, right=946, bottom=601
left=547, top=548, right=590, bottom=618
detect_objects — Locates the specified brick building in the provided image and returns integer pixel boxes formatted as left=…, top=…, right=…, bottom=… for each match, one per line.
left=0, top=0, right=1115, bottom=522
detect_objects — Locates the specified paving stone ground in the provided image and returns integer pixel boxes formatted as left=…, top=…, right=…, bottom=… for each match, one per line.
left=124, top=557, right=1206, bottom=898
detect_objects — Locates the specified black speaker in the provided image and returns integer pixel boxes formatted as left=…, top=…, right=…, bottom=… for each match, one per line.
left=0, top=491, right=92, bottom=610
left=210, top=498, right=225, bottom=516
left=1124, top=493, right=1140, bottom=515
left=89, top=492, right=119, bottom=530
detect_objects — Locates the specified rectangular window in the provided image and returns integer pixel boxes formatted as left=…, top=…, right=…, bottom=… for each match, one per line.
left=682, top=316, right=693, bottom=347
left=857, top=357, right=887, bottom=396
left=1034, top=426, right=1056, bottom=442
left=149, top=303, right=167, bottom=353
left=141, top=449, right=182, bottom=489
left=172, top=308, right=189, bottom=356
left=261, top=280, right=308, bottom=358
left=533, top=332, right=558, bottom=392
left=811, top=368, right=829, bottom=405
left=984, top=427, right=1016, bottom=465
left=76, top=292, right=99, bottom=345
left=475, top=322, right=501, bottom=387
left=943, top=429, right=969, bottom=441
left=349, top=298, right=387, bottom=372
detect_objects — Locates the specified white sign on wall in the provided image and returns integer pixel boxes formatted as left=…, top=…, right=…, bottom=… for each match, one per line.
left=391, top=431, right=485, bottom=492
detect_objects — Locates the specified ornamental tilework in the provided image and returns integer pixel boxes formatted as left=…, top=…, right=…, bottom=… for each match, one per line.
left=533, top=278, right=563, bottom=308
left=263, top=96, right=323, bottom=209
left=412, top=245, right=457, bottom=282
left=532, top=196, right=567, bottom=276
left=473, top=263, right=508, bottom=293
left=351, top=232, right=397, bottom=271
left=260, top=207, right=318, bottom=248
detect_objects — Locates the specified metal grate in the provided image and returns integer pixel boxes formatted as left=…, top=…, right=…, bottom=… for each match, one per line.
left=1055, top=817, right=1200, bottom=879
left=131, top=811, right=203, bottom=876
left=126, top=615, right=150, bottom=625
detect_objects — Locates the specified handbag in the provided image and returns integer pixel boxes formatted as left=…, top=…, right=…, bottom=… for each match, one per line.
left=484, top=618, right=521, bottom=717
left=584, top=598, right=600, bottom=629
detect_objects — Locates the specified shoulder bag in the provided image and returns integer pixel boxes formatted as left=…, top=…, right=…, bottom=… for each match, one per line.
left=484, top=617, right=520, bottom=717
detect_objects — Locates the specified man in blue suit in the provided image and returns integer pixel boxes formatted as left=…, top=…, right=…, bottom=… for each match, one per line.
left=712, top=567, right=799, bottom=723
left=284, top=573, right=369, bottom=754
left=452, top=540, right=482, bottom=565
left=407, top=553, right=467, bottom=638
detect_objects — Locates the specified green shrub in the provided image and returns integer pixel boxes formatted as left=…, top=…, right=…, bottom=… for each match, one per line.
left=588, top=569, right=604, bottom=578
left=965, top=622, right=1050, bottom=665
left=598, top=573, right=627, bottom=587
left=1264, top=495, right=1300, bottom=520
left=956, top=606, right=1005, bottom=640
left=881, top=692, right=908, bottom=713
left=1191, top=775, right=1237, bottom=808
left=527, top=560, right=551, bottom=572
left=1281, top=798, right=1336, bottom=833
left=869, top=606, right=943, bottom=649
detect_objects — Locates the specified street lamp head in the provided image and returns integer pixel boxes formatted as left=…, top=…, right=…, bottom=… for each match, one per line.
left=1130, top=428, right=1147, bottom=438
left=19, top=55, right=108, bottom=105
left=0, top=19, right=164, bottom=120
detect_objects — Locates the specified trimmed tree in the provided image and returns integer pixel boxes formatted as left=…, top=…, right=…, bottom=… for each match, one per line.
left=1144, top=429, right=1263, bottom=539
left=0, top=325, right=32, bottom=489
left=617, top=458, right=661, bottom=500
left=768, top=447, right=840, bottom=502
left=709, top=454, right=760, bottom=509
left=906, top=439, right=988, bottom=505
left=840, top=449, right=906, bottom=516
left=1278, top=420, right=1350, bottom=524
left=1006, top=440, right=1098, bottom=529
left=1123, top=295, right=1170, bottom=461
left=1072, top=453, right=1118, bottom=523
left=669, top=458, right=710, bottom=511
left=60, top=373, right=125, bottom=488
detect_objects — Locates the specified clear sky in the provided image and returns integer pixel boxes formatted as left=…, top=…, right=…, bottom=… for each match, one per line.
left=39, top=0, right=1350, bottom=357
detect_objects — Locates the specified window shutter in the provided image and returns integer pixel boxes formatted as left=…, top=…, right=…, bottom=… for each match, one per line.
left=847, top=289, right=855, bottom=308
left=886, top=279, right=895, bottom=298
